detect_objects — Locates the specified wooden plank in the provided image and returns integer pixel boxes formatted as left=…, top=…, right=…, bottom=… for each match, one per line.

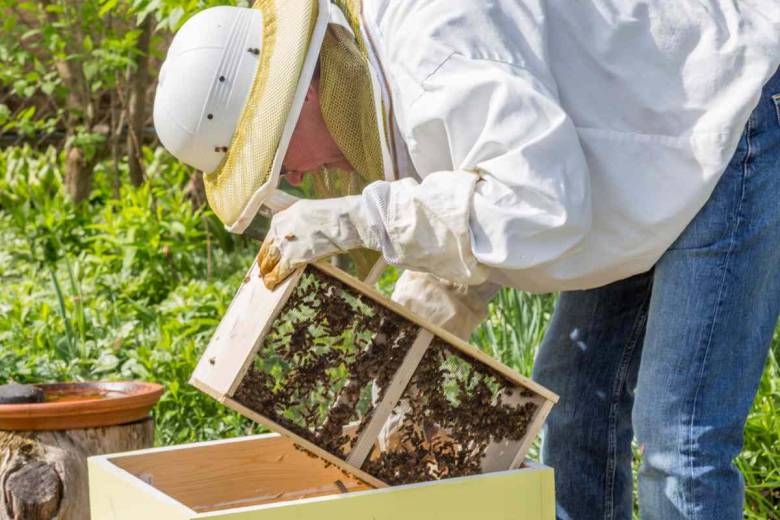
left=109, top=432, right=371, bottom=513
left=221, top=397, right=388, bottom=489
left=363, top=258, right=387, bottom=285
left=189, top=261, right=303, bottom=398
left=345, top=328, right=434, bottom=467
left=509, top=398, right=555, bottom=470
left=312, top=262, right=559, bottom=403
left=106, top=432, right=286, bottom=457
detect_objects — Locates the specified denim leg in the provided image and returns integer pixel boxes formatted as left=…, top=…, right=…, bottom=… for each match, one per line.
left=633, top=70, right=780, bottom=519
left=534, top=272, right=652, bottom=520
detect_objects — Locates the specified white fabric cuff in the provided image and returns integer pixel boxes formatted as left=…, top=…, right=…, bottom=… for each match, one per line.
left=356, top=171, right=488, bottom=285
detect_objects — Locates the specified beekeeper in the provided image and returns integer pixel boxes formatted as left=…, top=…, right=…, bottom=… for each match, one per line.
left=154, top=1, right=780, bottom=519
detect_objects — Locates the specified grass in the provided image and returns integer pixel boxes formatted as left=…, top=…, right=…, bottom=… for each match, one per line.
left=0, top=145, right=777, bottom=518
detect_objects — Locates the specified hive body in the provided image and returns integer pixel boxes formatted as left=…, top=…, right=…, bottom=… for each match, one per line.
left=89, top=433, right=556, bottom=519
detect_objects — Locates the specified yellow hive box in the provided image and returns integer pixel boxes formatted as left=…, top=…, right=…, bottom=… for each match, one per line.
left=89, top=433, right=555, bottom=519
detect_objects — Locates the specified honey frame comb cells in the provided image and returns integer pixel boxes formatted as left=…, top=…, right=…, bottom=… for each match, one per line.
left=190, top=262, right=558, bottom=488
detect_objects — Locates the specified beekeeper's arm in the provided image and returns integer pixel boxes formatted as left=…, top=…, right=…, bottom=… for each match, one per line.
left=259, top=54, right=592, bottom=293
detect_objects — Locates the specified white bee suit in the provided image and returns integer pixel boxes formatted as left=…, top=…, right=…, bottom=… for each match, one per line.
left=260, top=0, right=779, bottom=337
left=352, top=0, right=780, bottom=301
left=257, top=0, right=780, bottom=452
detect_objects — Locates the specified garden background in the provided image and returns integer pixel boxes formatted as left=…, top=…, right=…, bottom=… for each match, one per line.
left=0, top=1, right=777, bottom=517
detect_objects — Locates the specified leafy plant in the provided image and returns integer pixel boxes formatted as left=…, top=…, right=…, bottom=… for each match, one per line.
left=0, top=0, right=250, bottom=201
left=0, top=143, right=259, bottom=442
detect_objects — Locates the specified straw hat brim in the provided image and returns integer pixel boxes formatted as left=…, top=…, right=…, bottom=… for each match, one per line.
left=204, top=0, right=330, bottom=233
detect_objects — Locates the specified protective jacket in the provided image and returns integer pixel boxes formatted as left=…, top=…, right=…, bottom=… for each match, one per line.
left=349, top=0, right=779, bottom=295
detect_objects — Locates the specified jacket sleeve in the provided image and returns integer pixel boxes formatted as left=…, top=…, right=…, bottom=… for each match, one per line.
left=358, top=54, right=592, bottom=285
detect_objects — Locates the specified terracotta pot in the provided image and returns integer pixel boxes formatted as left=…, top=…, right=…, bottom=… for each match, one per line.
left=0, top=381, right=164, bottom=430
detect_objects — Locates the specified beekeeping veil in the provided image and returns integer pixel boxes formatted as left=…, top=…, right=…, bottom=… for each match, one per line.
left=154, top=0, right=386, bottom=277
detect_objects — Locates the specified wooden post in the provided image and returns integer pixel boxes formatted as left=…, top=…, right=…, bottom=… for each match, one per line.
left=126, top=15, right=152, bottom=187
left=0, top=418, right=154, bottom=520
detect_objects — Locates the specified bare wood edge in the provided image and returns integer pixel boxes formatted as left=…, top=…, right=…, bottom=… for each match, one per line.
left=190, top=376, right=229, bottom=406
left=226, top=267, right=306, bottom=396
left=346, top=328, right=434, bottom=467
left=103, top=431, right=289, bottom=460
left=189, top=260, right=258, bottom=394
left=312, top=262, right=559, bottom=404
left=363, top=258, right=388, bottom=285
left=188, top=262, right=304, bottom=397
left=509, top=398, right=555, bottom=470
left=220, top=396, right=388, bottom=489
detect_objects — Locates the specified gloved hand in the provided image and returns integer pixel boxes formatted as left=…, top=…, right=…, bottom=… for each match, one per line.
left=391, top=269, right=500, bottom=341
left=257, top=195, right=376, bottom=289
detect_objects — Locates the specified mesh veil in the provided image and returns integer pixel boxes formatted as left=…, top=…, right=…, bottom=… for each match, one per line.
left=204, top=0, right=319, bottom=228
left=272, top=11, right=385, bottom=279
left=318, top=23, right=385, bottom=188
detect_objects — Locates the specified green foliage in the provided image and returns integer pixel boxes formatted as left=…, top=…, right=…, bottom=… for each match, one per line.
left=0, top=0, right=248, bottom=143
left=0, top=144, right=260, bottom=444
left=473, top=289, right=556, bottom=375
left=0, top=144, right=777, bottom=515
left=738, top=336, right=780, bottom=519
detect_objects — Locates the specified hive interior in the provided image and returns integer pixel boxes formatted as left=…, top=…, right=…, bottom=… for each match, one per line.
left=110, top=434, right=371, bottom=513
left=233, top=266, right=542, bottom=485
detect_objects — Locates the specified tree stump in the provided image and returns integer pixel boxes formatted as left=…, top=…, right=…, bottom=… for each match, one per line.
left=0, top=418, right=154, bottom=520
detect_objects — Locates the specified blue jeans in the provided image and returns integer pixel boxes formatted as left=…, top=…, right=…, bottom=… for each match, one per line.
left=533, top=68, right=780, bottom=520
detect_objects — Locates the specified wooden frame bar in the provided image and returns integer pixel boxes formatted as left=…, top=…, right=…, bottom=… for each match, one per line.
left=346, top=328, right=434, bottom=467
left=190, top=262, right=304, bottom=398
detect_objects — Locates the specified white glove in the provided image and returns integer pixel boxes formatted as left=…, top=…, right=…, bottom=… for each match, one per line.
left=257, top=195, right=378, bottom=289
left=391, top=269, right=500, bottom=340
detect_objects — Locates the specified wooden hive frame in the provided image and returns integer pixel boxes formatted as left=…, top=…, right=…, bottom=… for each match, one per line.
left=190, top=261, right=558, bottom=488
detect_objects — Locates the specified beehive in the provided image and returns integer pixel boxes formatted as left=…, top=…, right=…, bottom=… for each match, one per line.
left=88, top=433, right=556, bottom=519
left=190, top=261, right=558, bottom=488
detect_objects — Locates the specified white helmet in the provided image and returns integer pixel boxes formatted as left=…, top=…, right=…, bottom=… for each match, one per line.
left=153, top=6, right=263, bottom=174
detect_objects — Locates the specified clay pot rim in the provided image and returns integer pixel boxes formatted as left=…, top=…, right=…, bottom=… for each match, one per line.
left=0, top=381, right=163, bottom=429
